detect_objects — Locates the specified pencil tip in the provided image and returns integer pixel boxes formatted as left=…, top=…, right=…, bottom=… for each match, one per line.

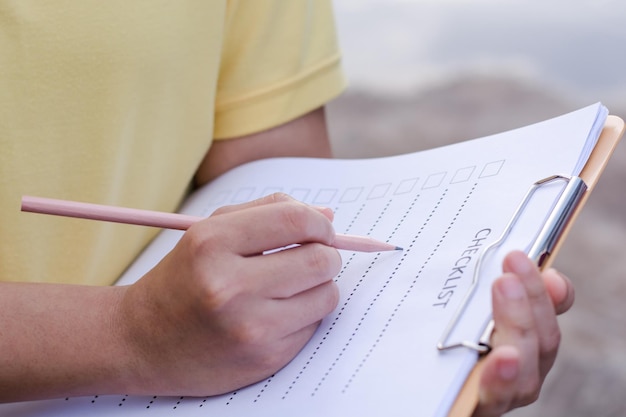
left=395, top=246, right=403, bottom=251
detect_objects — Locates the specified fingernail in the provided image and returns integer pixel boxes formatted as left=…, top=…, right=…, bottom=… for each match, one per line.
left=547, top=268, right=567, bottom=292
left=312, top=205, right=332, bottom=213
left=500, top=276, right=525, bottom=300
left=509, top=251, right=534, bottom=274
left=546, top=268, right=570, bottom=310
left=312, top=206, right=335, bottom=221
left=498, top=359, right=519, bottom=381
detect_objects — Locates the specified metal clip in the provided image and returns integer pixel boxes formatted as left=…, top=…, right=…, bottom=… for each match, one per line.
left=437, top=175, right=587, bottom=353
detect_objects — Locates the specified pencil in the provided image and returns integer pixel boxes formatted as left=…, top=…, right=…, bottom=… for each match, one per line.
left=21, top=196, right=403, bottom=253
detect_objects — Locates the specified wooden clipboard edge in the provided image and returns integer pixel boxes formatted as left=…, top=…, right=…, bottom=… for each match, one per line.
left=543, top=114, right=625, bottom=269
left=446, top=114, right=625, bottom=417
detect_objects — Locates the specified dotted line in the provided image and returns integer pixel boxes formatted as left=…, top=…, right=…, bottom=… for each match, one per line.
left=344, top=203, right=365, bottom=234
left=224, top=391, right=237, bottom=406
left=333, top=203, right=366, bottom=284
left=241, top=203, right=368, bottom=403
left=146, top=396, right=157, bottom=409
left=343, top=184, right=477, bottom=393
left=253, top=375, right=274, bottom=403
left=310, top=196, right=418, bottom=396
left=281, top=200, right=395, bottom=400
left=368, top=199, right=393, bottom=235
left=172, top=396, right=184, bottom=409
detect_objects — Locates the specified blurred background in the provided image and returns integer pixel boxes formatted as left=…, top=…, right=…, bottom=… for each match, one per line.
left=326, top=1, right=626, bottom=416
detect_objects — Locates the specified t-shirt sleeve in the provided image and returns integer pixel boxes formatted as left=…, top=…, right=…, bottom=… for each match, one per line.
left=213, top=0, right=346, bottom=139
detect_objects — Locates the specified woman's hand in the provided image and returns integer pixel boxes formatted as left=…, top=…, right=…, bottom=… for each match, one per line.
left=473, top=250, right=575, bottom=417
left=118, top=193, right=342, bottom=396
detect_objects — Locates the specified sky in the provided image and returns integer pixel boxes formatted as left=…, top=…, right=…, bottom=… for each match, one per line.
left=333, top=0, right=626, bottom=106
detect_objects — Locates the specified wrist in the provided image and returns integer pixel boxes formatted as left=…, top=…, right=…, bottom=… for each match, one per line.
left=110, top=282, right=159, bottom=396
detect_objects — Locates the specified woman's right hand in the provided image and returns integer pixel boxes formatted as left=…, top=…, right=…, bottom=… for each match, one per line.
left=117, top=193, right=342, bottom=396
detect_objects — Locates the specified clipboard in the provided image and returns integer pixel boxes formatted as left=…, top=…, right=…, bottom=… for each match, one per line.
left=447, top=114, right=626, bottom=417
left=1, top=105, right=617, bottom=417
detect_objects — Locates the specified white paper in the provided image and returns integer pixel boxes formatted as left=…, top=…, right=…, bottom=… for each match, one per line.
left=2, top=103, right=607, bottom=417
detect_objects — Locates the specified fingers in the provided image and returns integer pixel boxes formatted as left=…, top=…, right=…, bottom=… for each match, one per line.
left=265, top=279, right=340, bottom=338
left=489, top=270, right=540, bottom=407
left=476, top=272, right=536, bottom=415
left=192, top=197, right=336, bottom=256
left=222, top=243, right=341, bottom=340
left=218, top=279, right=339, bottom=350
left=188, top=196, right=342, bottom=341
left=502, top=251, right=561, bottom=378
left=542, top=268, right=575, bottom=315
left=266, top=320, right=329, bottom=375
left=477, top=250, right=565, bottom=414
left=245, top=243, right=342, bottom=298
left=200, top=249, right=340, bottom=357
left=472, top=346, right=521, bottom=417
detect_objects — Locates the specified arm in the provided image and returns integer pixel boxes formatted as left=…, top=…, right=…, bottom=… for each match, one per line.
left=0, top=282, right=131, bottom=400
left=195, top=106, right=332, bottom=186
left=0, top=108, right=340, bottom=402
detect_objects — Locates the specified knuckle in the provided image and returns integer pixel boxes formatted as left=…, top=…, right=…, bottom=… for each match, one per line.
left=548, top=325, right=562, bottom=347
left=306, top=244, right=338, bottom=276
left=259, top=346, right=287, bottom=369
left=516, top=375, right=541, bottom=406
left=210, top=205, right=229, bottom=216
left=518, top=389, right=540, bottom=408
left=250, top=348, right=290, bottom=377
left=200, top=279, right=234, bottom=312
left=279, top=201, right=333, bottom=242
left=184, top=225, right=220, bottom=258
left=513, top=315, right=536, bottom=336
left=267, top=192, right=294, bottom=204
left=323, top=282, right=340, bottom=313
left=328, top=248, right=342, bottom=274
left=196, top=270, right=239, bottom=313
left=280, top=202, right=311, bottom=234
left=182, top=229, right=243, bottom=311
left=230, top=319, right=271, bottom=347
left=210, top=205, right=234, bottom=217
left=541, top=327, right=561, bottom=356
left=480, top=398, right=513, bottom=417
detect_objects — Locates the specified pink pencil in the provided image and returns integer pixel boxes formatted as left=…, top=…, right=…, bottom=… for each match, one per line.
left=21, top=196, right=402, bottom=253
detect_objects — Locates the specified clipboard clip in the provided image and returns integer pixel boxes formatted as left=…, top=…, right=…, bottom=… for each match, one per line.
left=437, top=174, right=587, bottom=353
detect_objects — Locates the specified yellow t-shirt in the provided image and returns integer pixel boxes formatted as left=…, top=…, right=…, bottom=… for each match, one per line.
left=0, top=0, right=345, bottom=285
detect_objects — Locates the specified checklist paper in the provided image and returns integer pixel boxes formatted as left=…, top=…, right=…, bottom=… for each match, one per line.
left=3, top=103, right=608, bottom=417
